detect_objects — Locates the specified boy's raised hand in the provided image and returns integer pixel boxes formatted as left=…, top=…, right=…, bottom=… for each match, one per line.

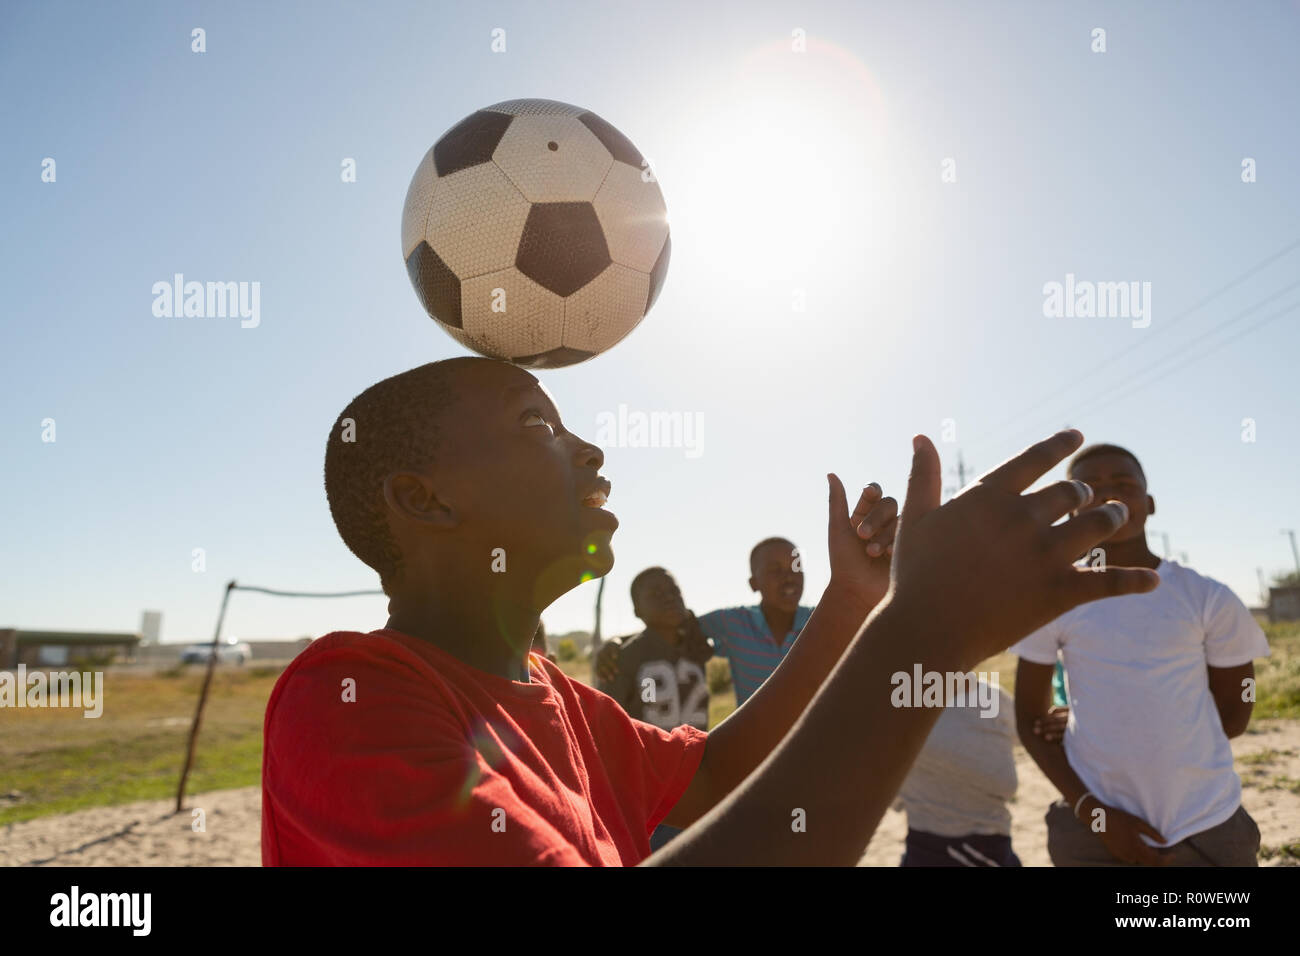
left=826, top=475, right=898, bottom=611
left=886, top=429, right=1160, bottom=668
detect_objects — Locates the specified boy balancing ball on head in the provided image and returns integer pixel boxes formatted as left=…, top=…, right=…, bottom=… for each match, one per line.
left=260, top=356, right=1156, bottom=866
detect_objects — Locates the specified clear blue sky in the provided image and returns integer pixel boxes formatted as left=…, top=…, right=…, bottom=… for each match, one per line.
left=2, top=0, right=1298, bottom=644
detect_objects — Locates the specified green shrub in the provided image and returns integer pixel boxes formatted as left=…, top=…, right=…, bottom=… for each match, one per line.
left=707, top=657, right=732, bottom=694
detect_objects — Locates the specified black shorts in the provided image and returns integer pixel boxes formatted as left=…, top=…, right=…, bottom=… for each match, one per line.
left=901, top=828, right=1022, bottom=867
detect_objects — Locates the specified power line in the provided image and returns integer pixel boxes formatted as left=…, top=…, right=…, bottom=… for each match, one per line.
left=1050, top=297, right=1299, bottom=423
left=972, top=237, right=1300, bottom=450
left=975, top=290, right=1300, bottom=451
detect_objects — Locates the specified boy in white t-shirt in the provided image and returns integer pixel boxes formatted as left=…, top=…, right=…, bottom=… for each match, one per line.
left=1012, top=444, right=1269, bottom=866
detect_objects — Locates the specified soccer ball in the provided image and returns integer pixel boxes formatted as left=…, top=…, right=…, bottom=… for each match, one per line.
left=402, top=98, right=671, bottom=369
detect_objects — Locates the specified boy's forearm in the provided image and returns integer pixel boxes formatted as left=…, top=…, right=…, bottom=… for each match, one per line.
left=697, top=583, right=875, bottom=803
left=1214, top=698, right=1252, bottom=738
left=648, top=599, right=964, bottom=866
left=1017, top=722, right=1089, bottom=808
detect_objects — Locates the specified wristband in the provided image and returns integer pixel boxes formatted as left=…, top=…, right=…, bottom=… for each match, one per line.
left=1073, top=791, right=1095, bottom=819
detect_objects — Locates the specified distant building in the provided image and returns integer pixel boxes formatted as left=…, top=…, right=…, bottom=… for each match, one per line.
left=0, top=629, right=142, bottom=668
left=1269, top=586, right=1300, bottom=623
left=140, top=610, right=163, bottom=645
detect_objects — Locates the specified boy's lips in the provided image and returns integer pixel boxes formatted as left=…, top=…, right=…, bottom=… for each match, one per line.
left=580, top=478, right=617, bottom=528
left=580, top=477, right=612, bottom=508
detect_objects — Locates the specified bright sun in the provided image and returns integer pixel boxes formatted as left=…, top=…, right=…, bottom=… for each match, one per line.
left=661, top=37, right=903, bottom=335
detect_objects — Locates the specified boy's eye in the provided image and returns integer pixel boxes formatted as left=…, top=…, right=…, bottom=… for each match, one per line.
left=523, top=412, right=555, bottom=433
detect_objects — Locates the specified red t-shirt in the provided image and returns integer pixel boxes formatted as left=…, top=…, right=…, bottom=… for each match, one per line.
left=261, top=628, right=708, bottom=866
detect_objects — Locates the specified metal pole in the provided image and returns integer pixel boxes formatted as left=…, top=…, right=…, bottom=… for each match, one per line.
left=591, top=576, right=606, bottom=656
left=1283, top=529, right=1300, bottom=575
left=1149, top=531, right=1171, bottom=558
left=176, top=579, right=236, bottom=813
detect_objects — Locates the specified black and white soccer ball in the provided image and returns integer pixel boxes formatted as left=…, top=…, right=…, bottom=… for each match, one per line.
left=402, top=98, right=671, bottom=369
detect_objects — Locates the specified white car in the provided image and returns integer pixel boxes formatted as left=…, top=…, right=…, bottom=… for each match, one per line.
left=180, top=640, right=252, bottom=665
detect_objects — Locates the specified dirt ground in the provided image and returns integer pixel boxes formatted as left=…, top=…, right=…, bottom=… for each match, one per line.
left=2, top=719, right=1296, bottom=866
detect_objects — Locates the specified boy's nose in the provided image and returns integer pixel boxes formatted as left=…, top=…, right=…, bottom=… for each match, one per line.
left=572, top=436, right=604, bottom=469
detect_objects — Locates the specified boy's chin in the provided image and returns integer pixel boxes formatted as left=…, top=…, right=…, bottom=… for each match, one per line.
left=533, top=535, right=614, bottom=602
left=582, top=531, right=615, bottom=578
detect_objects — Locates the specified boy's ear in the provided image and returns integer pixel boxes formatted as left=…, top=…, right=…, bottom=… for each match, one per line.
left=1147, top=494, right=1156, bottom=517
left=383, top=471, right=458, bottom=529
left=748, top=574, right=758, bottom=592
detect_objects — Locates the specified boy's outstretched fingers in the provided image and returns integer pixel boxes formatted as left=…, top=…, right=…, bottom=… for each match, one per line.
left=851, top=482, right=882, bottom=536
left=1052, top=498, right=1160, bottom=598
left=980, top=428, right=1083, bottom=493
left=900, top=434, right=941, bottom=528
left=1025, top=479, right=1093, bottom=523
left=885, top=428, right=1167, bottom=667
left=1071, top=562, right=1161, bottom=601
left=854, top=485, right=898, bottom=555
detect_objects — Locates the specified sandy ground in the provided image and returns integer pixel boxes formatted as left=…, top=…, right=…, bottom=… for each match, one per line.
left=2, top=719, right=1296, bottom=867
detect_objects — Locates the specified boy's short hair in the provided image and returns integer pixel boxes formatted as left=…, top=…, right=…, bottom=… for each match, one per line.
left=1067, top=443, right=1147, bottom=482
left=630, top=566, right=671, bottom=604
left=323, top=357, right=491, bottom=593
left=750, top=537, right=795, bottom=574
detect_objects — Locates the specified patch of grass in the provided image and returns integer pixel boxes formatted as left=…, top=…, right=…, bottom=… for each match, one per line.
left=1255, top=620, right=1300, bottom=720
left=706, top=657, right=732, bottom=695
left=709, top=691, right=736, bottom=729
left=0, top=665, right=281, bottom=825
left=1261, top=775, right=1300, bottom=796
left=1259, top=842, right=1300, bottom=863
left=1240, top=747, right=1294, bottom=765
left=555, top=656, right=591, bottom=683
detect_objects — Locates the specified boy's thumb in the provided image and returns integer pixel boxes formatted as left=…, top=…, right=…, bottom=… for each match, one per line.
left=826, top=473, right=849, bottom=532
left=901, top=435, right=942, bottom=525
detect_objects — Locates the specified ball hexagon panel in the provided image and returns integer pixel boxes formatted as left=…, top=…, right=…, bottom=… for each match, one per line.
left=591, top=160, right=669, bottom=274
left=563, top=263, right=651, bottom=354
left=433, top=110, right=514, bottom=177
left=515, top=202, right=611, bottom=297
left=492, top=115, right=613, bottom=204
left=426, top=162, right=531, bottom=280
left=459, top=268, right=566, bottom=358
left=401, top=148, right=439, bottom=259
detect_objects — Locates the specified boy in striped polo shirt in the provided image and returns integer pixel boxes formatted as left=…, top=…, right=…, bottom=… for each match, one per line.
left=597, top=536, right=827, bottom=709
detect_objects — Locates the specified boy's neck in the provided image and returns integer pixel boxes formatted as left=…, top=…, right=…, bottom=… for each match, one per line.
left=761, top=602, right=796, bottom=641
left=645, top=621, right=683, bottom=646
left=386, top=587, right=538, bottom=682
left=1101, top=533, right=1162, bottom=570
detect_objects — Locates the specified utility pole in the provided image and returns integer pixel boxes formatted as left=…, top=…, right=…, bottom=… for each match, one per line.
left=1257, top=567, right=1268, bottom=605
left=1283, top=529, right=1300, bottom=575
left=944, top=450, right=971, bottom=501
left=591, top=576, right=606, bottom=656
left=1149, top=530, right=1172, bottom=558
